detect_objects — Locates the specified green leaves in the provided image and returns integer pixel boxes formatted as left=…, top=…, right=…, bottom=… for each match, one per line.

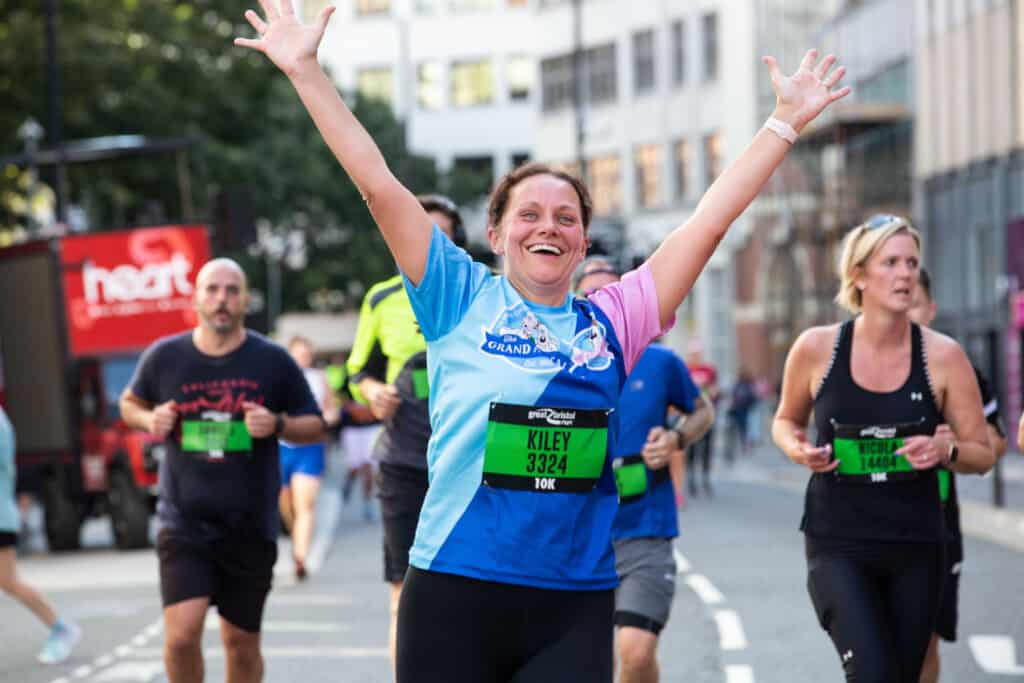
left=0, top=0, right=439, bottom=312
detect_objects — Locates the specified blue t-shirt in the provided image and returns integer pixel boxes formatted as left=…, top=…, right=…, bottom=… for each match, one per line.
left=611, top=345, right=699, bottom=541
left=403, top=226, right=665, bottom=590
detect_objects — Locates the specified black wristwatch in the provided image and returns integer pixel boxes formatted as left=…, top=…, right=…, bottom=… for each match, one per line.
left=273, top=413, right=286, bottom=437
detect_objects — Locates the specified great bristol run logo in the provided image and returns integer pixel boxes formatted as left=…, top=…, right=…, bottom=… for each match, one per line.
left=480, top=304, right=613, bottom=373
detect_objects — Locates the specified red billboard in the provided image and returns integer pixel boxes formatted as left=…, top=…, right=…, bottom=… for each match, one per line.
left=60, top=225, right=210, bottom=356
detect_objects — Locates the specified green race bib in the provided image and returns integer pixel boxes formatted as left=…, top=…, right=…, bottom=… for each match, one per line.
left=613, top=455, right=648, bottom=502
left=412, top=368, right=430, bottom=400
left=483, top=403, right=608, bottom=493
left=831, top=420, right=925, bottom=484
left=181, top=420, right=253, bottom=454
left=937, top=468, right=951, bottom=503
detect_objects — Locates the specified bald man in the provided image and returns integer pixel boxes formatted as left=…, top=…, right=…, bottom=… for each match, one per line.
left=120, top=258, right=324, bottom=683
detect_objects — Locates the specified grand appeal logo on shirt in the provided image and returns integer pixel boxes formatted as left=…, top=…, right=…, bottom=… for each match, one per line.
left=480, top=304, right=614, bottom=373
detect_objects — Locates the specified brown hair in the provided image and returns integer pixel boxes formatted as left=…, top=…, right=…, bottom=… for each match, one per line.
left=487, top=163, right=594, bottom=234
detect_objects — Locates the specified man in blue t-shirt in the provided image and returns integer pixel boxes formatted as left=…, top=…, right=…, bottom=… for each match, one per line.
left=576, top=258, right=715, bottom=683
left=121, top=258, right=323, bottom=683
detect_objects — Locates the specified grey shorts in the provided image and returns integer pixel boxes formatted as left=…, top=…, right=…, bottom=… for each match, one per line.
left=614, top=536, right=677, bottom=635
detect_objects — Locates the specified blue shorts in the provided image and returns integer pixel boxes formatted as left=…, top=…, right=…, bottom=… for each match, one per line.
left=279, top=442, right=326, bottom=484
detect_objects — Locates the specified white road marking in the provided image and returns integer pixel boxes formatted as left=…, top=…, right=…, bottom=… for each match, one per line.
left=114, top=646, right=133, bottom=657
left=91, top=661, right=166, bottom=681
left=265, top=593, right=353, bottom=606
left=93, top=654, right=115, bottom=667
left=71, top=664, right=93, bottom=678
left=725, top=664, right=755, bottom=683
left=684, top=574, right=724, bottom=604
left=203, top=620, right=349, bottom=633
left=714, top=610, right=748, bottom=651
left=673, top=547, right=691, bottom=574
left=122, top=647, right=390, bottom=660
left=968, top=635, right=1024, bottom=674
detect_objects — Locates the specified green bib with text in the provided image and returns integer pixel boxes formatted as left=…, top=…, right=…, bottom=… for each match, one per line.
left=831, top=420, right=923, bottom=484
left=483, top=403, right=608, bottom=493
left=181, top=420, right=253, bottom=454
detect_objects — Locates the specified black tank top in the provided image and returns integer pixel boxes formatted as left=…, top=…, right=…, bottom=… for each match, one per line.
left=802, top=320, right=944, bottom=542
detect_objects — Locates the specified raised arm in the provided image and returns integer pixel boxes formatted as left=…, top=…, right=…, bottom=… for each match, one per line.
left=646, top=50, right=850, bottom=326
left=235, top=1, right=433, bottom=283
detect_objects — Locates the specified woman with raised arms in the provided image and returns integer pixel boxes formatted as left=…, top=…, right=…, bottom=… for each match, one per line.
left=236, top=3, right=848, bottom=681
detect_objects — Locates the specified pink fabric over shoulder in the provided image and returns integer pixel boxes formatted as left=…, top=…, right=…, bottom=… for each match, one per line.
left=587, top=262, right=671, bottom=375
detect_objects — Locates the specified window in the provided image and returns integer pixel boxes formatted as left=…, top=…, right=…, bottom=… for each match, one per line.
left=507, top=55, right=533, bottom=102
left=587, top=43, right=617, bottom=106
left=702, top=12, right=718, bottom=81
left=541, top=55, right=573, bottom=111
left=449, top=0, right=494, bottom=10
left=674, top=139, right=690, bottom=199
left=632, top=30, right=656, bottom=94
left=417, top=62, right=444, bottom=110
left=451, top=60, right=494, bottom=107
left=588, top=154, right=622, bottom=217
left=671, top=19, right=686, bottom=85
left=303, top=0, right=334, bottom=21
left=357, top=66, right=393, bottom=105
left=511, top=152, right=531, bottom=168
left=451, top=156, right=495, bottom=200
left=634, top=144, right=661, bottom=208
left=356, top=0, right=390, bottom=16
left=703, top=132, right=722, bottom=188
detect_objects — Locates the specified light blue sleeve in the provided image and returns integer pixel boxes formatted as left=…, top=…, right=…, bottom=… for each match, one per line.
left=401, top=225, right=491, bottom=342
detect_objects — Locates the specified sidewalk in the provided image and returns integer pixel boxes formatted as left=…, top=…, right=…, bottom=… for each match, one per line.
left=719, top=439, right=1024, bottom=553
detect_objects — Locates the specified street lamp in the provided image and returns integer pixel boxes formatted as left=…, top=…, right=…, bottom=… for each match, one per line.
left=16, top=118, right=45, bottom=235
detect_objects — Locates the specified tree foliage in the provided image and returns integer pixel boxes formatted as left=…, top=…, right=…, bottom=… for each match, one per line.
left=0, top=0, right=439, bottom=312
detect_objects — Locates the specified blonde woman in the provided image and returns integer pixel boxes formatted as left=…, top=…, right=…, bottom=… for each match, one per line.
left=772, top=215, right=995, bottom=682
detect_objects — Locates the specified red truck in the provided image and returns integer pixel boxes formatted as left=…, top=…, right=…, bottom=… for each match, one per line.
left=0, top=225, right=210, bottom=550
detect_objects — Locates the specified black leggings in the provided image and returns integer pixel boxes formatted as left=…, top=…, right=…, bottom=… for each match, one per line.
left=805, top=535, right=944, bottom=683
left=397, top=567, right=614, bottom=683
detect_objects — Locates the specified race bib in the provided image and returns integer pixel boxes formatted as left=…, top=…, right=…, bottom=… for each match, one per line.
left=831, top=420, right=926, bottom=484
left=412, top=368, right=430, bottom=400
left=937, top=468, right=951, bottom=503
left=483, top=403, right=608, bottom=493
left=613, top=455, right=647, bottom=502
left=180, top=419, right=253, bottom=457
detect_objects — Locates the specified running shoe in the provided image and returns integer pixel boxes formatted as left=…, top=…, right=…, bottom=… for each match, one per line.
left=37, top=619, right=81, bottom=664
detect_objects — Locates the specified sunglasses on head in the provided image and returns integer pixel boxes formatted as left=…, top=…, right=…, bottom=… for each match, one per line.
left=863, top=214, right=906, bottom=231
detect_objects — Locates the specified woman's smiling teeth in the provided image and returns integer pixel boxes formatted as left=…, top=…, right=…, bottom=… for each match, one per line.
left=528, top=244, right=563, bottom=255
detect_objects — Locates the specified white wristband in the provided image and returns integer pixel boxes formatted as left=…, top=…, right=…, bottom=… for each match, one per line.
left=764, top=117, right=798, bottom=144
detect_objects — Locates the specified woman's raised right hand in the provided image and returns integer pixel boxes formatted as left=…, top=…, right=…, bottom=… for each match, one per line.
left=234, top=0, right=336, bottom=77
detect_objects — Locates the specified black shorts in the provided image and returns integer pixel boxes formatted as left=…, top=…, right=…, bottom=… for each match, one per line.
left=377, top=463, right=429, bottom=583
left=935, top=543, right=963, bottom=642
left=0, top=531, right=16, bottom=548
left=397, top=567, right=614, bottom=683
left=156, top=528, right=277, bottom=633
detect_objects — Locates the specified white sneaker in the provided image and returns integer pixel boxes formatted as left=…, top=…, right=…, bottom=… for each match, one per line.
left=37, top=619, right=81, bottom=664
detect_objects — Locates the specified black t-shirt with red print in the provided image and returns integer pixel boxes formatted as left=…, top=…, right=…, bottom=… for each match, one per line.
left=130, top=331, right=320, bottom=542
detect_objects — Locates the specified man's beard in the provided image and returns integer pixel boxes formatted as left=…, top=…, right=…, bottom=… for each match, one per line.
left=205, top=309, right=241, bottom=334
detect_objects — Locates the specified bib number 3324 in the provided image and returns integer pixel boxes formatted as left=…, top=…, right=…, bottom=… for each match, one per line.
left=482, top=403, right=608, bottom=493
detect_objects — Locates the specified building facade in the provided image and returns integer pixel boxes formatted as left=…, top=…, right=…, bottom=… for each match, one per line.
left=914, top=0, right=1024, bottom=419
left=304, top=0, right=537, bottom=242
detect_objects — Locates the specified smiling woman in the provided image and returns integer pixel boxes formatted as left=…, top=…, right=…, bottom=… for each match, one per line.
left=233, top=2, right=850, bottom=681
